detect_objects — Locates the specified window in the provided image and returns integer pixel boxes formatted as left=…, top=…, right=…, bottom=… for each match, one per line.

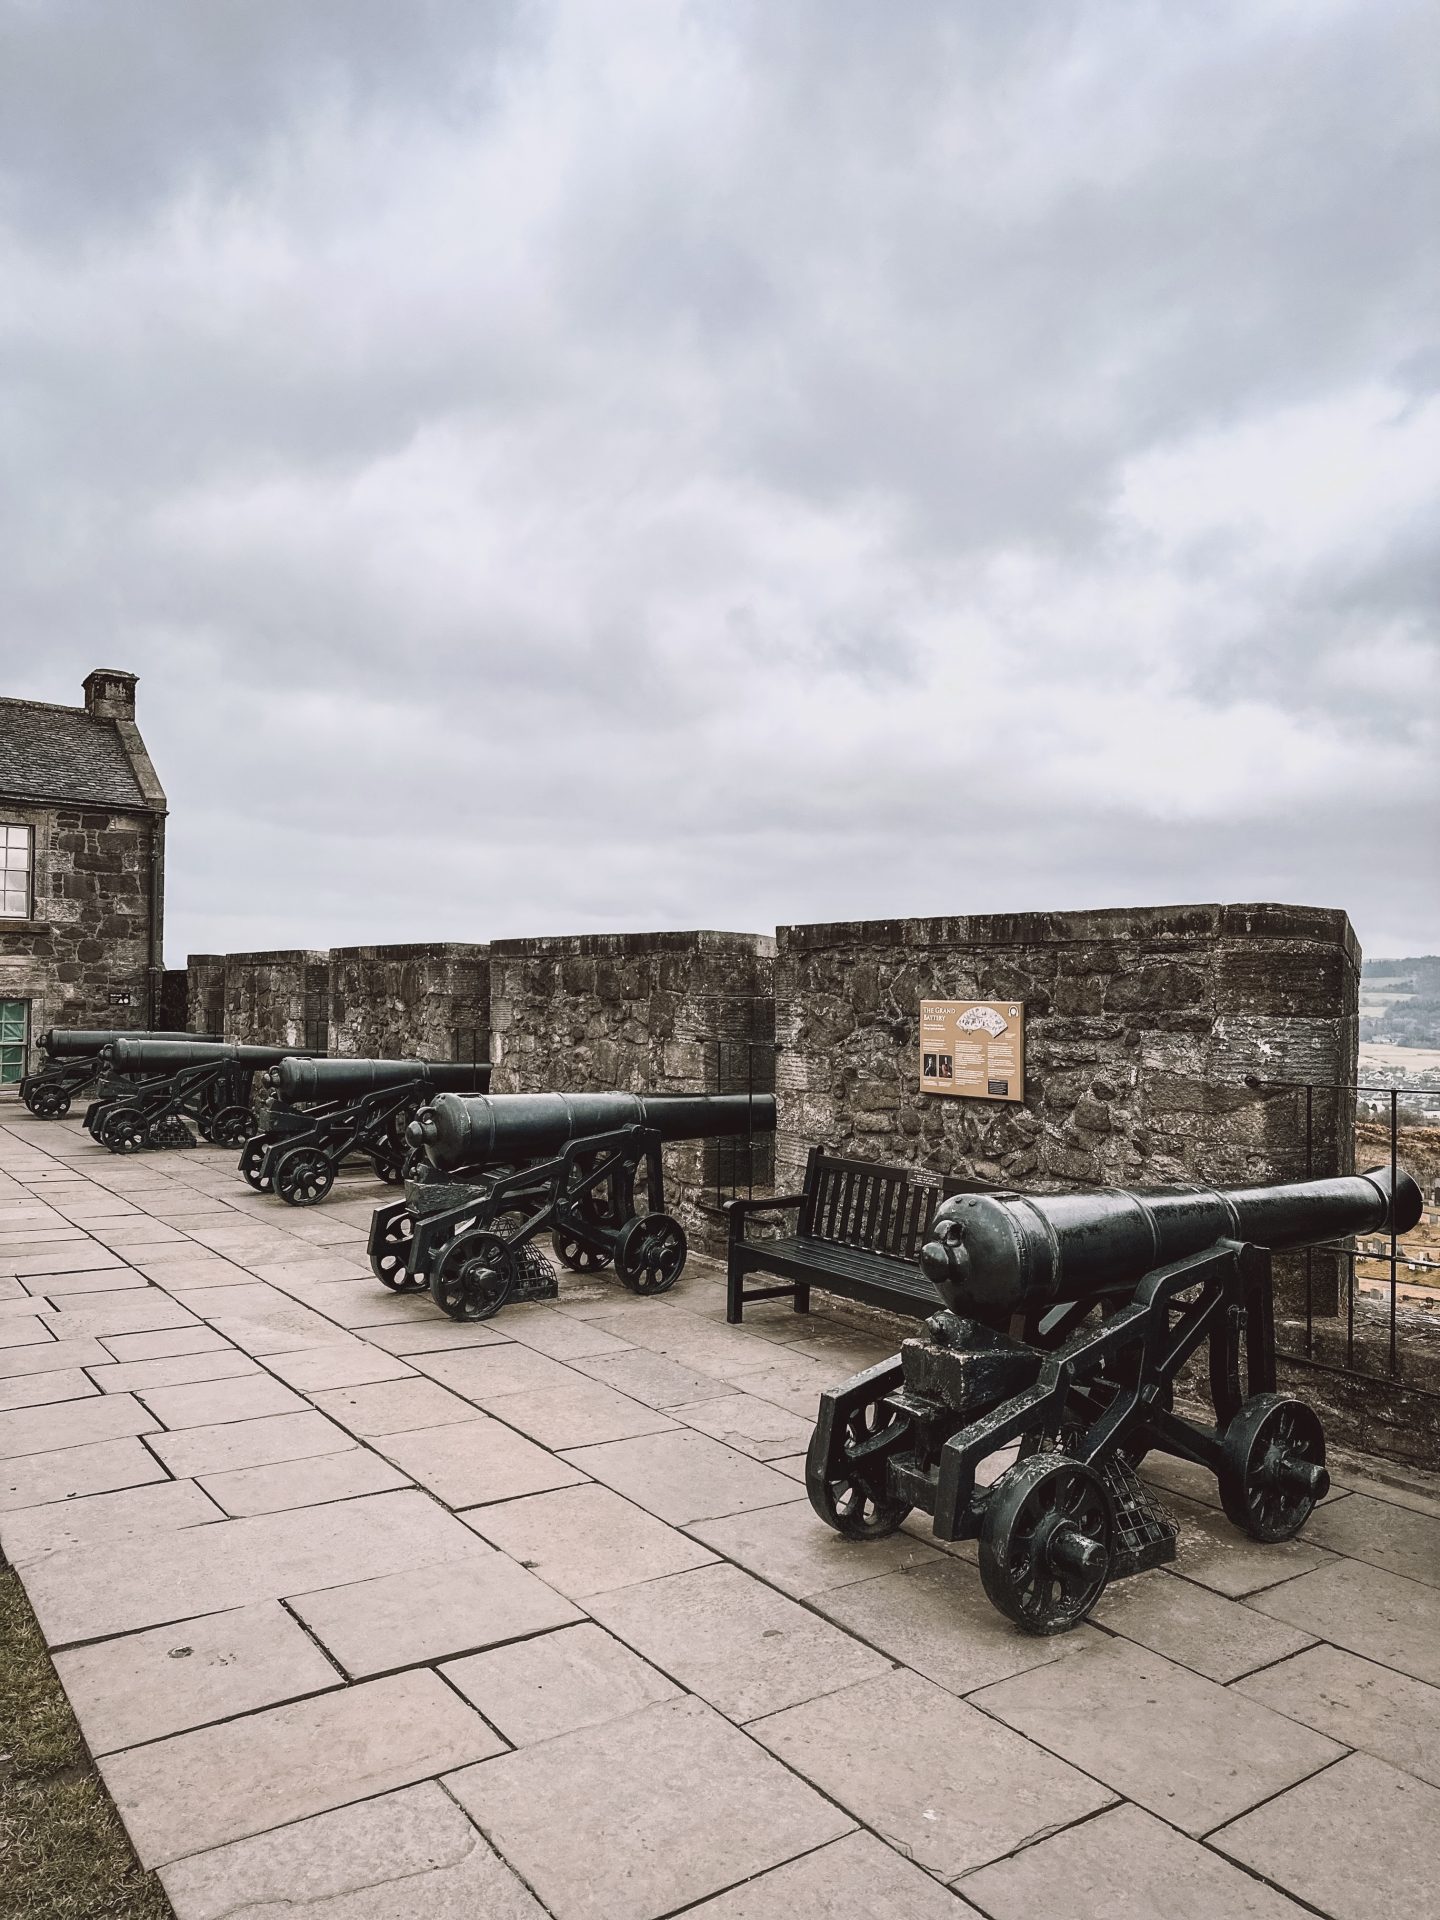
left=0, top=826, right=31, bottom=918
left=0, top=1001, right=27, bottom=1084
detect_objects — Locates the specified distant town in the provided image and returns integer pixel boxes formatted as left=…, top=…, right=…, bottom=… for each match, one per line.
left=1358, top=955, right=1440, bottom=1118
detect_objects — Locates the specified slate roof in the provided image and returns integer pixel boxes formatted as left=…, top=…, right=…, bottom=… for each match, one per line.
left=0, top=698, right=149, bottom=809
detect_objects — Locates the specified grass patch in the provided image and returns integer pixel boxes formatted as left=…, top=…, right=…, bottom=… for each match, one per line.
left=0, top=1567, right=172, bottom=1920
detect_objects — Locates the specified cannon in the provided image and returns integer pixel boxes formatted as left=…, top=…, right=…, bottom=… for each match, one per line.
left=369, top=1089, right=776, bottom=1322
left=20, top=1030, right=217, bottom=1119
left=806, top=1166, right=1422, bottom=1634
left=88, top=1040, right=325, bottom=1154
left=240, top=1058, right=493, bottom=1205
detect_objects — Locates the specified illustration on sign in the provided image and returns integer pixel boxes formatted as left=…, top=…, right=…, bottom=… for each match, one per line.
left=919, top=1000, right=1025, bottom=1103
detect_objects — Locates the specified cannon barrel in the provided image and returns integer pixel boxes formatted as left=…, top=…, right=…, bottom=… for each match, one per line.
left=270, top=1057, right=493, bottom=1104
left=40, top=1029, right=217, bottom=1060
left=110, top=1038, right=326, bottom=1073
left=413, top=1090, right=777, bottom=1171
left=918, top=1167, right=1424, bottom=1316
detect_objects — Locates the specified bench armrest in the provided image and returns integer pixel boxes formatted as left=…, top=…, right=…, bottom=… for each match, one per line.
left=724, top=1192, right=807, bottom=1245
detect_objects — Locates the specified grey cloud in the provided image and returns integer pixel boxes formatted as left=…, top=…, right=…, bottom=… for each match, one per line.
left=0, top=0, right=1435, bottom=957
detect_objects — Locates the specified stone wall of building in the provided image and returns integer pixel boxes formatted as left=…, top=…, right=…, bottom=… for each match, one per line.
left=221, top=950, right=331, bottom=1050
left=776, top=904, right=1359, bottom=1307
left=328, top=944, right=489, bottom=1061
left=488, top=930, right=776, bottom=1241
left=0, top=803, right=161, bottom=1052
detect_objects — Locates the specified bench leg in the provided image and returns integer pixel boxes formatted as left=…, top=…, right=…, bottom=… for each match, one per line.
left=726, top=1257, right=744, bottom=1324
left=794, top=1283, right=810, bottom=1315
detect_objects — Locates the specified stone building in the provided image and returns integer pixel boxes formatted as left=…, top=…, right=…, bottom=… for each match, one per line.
left=0, top=669, right=167, bottom=1082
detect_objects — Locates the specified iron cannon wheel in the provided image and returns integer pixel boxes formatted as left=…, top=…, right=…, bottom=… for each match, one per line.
left=29, top=1084, right=71, bottom=1119
left=239, top=1138, right=274, bottom=1193
left=806, top=1391, right=913, bottom=1540
left=273, top=1146, right=336, bottom=1207
left=1219, top=1394, right=1328, bottom=1542
left=371, top=1152, right=406, bottom=1186
left=371, top=1208, right=419, bottom=1290
left=614, top=1212, right=687, bottom=1294
left=210, top=1105, right=258, bottom=1149
left=550, top=1229, right=612, bottom=1274
left=432, top=1231, right=512, bottom=1321
left=101, top=1105, right=151, bottom=1155
left=980, top=1455, right=1114, bottom=1634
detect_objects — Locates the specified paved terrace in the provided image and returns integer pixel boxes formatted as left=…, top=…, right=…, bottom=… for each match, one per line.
left=1, top=1108, right=1438, bottom=1920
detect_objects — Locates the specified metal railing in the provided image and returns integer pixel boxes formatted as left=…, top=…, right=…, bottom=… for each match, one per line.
left=1248, top=1076, right=1439, bottom=1395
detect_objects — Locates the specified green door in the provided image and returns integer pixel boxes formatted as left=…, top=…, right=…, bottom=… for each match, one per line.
left=0, top=1001, right=28, bottom=1085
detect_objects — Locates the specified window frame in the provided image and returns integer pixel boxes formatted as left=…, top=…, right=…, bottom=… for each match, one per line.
left=0, top=824, right=33, bottom=921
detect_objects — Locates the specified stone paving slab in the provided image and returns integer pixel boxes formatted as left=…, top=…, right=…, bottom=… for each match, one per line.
left=591, top=1561, right=894, bottom=1721
left=959, top=1800, right=1312, bottom=1918
left=0, top=1388, right=157, bottom=1457
left=688, top=1495, right=945, bottom=1597
left=562, top=1425, right=801, bottom=1523
left=972, top=1639, right=1344, bottom=1835
left=55, top=1600, right=342, bottom=1755
left=158, top=1783, right=547, bottom=1920
left=1, top=1432, right=167, bottom=1511
left=375, top=1410, right=590, bottom=1507
left=148, top=1408, right=356, bottom=1478
left=443, top=1621, right=681, bottom=1746
left=198, top=1444, right=412, bottom=1516
left=102, top=1668, right=504, bottom=1867
left=1233, top=1641, right=1440, bottom=1789
left=1302, top=1489, right=1440, bottom=1587
left=289, top=1541, right=582, bottom=1677
left=1213, top=1751, right=1440, bottom=1920
left=5, top=1114, right=1439, bottom=1920
left=137, top=1371, right=308, bottom=1428
left=1091, top=1565, right=1318, bottom=1682
left=1248, top=1555, right=1440, bottom=1686
left=693, top=1833, right=979, bottom=1916
left=87, top=1348, right=260, bottom=1394
left=0, top=1365, right=98, bottom=1409
left=447, top=1694, right=854, bottom=1920
left=751, top=1666, right=1115, bottom=1881
left=23, top=1487, right=480, bottom=1644
left=309, top=1376, right=488, bottom=1436
left=465, top=1481, right=718, bottom=1597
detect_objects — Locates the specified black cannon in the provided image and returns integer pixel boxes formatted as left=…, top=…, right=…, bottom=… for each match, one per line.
left=807, top=1166, right=1422, bottom=1634
left=88, top=1039, right=325, bottom=1154
left=20, top=1030, right=218, bottom=1119
left=241, top=1058, right=493, bottom=1205
left=369, top=1089, right=776, bottom=1322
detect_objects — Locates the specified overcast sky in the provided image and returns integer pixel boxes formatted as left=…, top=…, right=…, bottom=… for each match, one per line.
left=1, top=1, right=1436, bottom=962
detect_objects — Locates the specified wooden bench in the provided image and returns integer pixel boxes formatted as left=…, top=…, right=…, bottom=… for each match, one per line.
left=726, top=1146, right=985, bottom=1324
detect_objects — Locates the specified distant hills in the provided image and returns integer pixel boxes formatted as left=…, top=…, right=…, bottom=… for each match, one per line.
left=1361, top=957, right=1440, bottom=1050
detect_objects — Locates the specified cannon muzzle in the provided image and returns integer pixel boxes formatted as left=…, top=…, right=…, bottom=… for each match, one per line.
left=40, top=1029, right=217, bottom=1060
left=270, top=1057, right=493, bottom=1104
left=918, top=1166, right=1423, bottom=1315
left=412, top=1089, right=777, bottom=1171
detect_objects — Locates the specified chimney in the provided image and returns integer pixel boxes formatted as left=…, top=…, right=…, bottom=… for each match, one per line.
left=83, top=668, right=138, bottom=722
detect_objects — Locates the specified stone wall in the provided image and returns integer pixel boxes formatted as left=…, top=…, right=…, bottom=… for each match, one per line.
left=328, top=944, right=489, bottom=1061
left=222, top=950, right=330, bottom=1050
left=488, top=930, right=776, bottom=1240
left=0, top=803, right=161, bottom=1053
left=776, top=904, right=1359, bottom=1307
left=185, top=955, right=226, bottom=1037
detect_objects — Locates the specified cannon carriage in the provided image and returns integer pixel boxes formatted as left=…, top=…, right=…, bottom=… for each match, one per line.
left=87, top=1039, right=325, bottom=1154
left=369, top=1089, right=776, bottom=1322
left=20, top=1030, right=217, bottom=1119
left=806, top=1166, right=1422, bottom=1634
left=240, top=1057, right=493, bottom=1205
